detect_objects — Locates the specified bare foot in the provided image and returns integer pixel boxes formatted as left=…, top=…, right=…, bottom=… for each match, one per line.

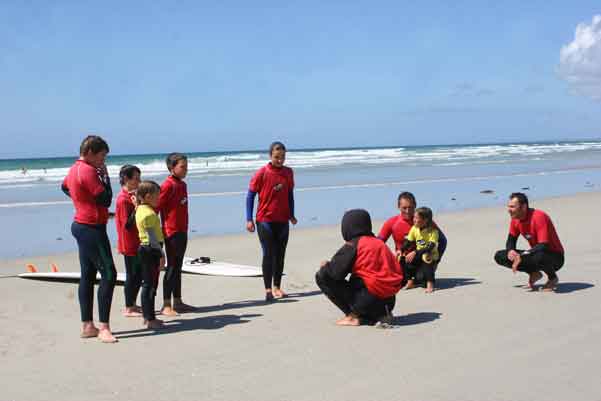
left=161, top=306, right=179, bottom=316
left=123, top=307, right=143, bottom=317
left=527, top=271, right=543, bottom=290
left=335, top=315, right=360, bottom=326
left=425, top=282, right=434, bottom=293
left=134, top=305, right=143, bottom=313
left=403, top=280, right=415, bottom=290
left=97, top=327, right=118, bottom=343
left=272, top=288, right=287, bottom=298
left=542, top=277, right=558, bottom=292
left=145, top=319, right=164, bottom=329
left=80, top=322, right=99, bottom=338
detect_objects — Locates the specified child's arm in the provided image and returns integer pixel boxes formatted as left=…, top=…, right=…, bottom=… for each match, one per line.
left=246, top=190, right=257, bottom=222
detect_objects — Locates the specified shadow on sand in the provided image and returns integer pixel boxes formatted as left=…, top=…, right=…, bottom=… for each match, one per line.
left=513, top=282, right=594, bottom=294
left=435, top=277, right=482, bottom=290
left=392, top=312, right=442, bottom=326
left=114, top=313, right=263, bottom=339
left=186, top=290, right=322, bottom=314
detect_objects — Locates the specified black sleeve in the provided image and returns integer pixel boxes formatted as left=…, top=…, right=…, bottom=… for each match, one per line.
left=322, top=242, right=357, bottom=280
left=61, top=183, right=70, bottom=198
left=506, top=234, right=518, bottom=251
left=95, top=179, right=113, bottom=207
left=125, top=210, right=136, bottom=230
left=523, top=243, right=548, bottom=255
left=401, top=239, right=414, bottom=252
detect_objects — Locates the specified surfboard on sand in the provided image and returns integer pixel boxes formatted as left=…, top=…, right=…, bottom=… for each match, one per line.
left=18, top=264, right=126, bottom=285
left=182, top=257, right=262, bottom=277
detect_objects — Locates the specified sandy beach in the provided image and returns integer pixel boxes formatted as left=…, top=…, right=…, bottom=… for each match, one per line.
left=1, top=191, right=600, bottom=401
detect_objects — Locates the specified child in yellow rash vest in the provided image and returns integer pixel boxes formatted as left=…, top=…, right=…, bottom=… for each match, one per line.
left=135, top=181, right=165, bottom=329
left=401, top=207, right=439, bottom=293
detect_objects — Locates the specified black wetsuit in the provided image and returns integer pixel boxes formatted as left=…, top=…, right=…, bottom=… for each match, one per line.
left=494, top=235, right=564, bottom=279
left=163, top=232, right=188, bottom=302
left=257, top=222, right=289, bottom=290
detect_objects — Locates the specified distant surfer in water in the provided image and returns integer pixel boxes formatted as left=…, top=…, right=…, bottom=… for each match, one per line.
left=61, top=135, right=117, bottom=343
left=246, top=142, right=297, bottom=302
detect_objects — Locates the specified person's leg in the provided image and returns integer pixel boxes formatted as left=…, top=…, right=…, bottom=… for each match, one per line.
left=524, top=251, right=565, bottom=291
left=257, top=223, right=276, bottom=300
left=172, top=233, right=192, bottom=311
left=495, top=249, right=557, bottom=289
left=272, top=223, right=289, bottom=298
left=418, top=262, right=436, bottom=293
left=72, top=222, right=98, bottom=338
left=162, top=234, right=179, bottom=316
left=123, top=255, right=142, bottom=316
left=315, top=270, right=354, bottom=316
left=139, top=247, right=163, bottom=328
left=403, top=261, right=418, bottom=289
left=95, top=227, right=117, bottom=343
left=349, top=280, right=391, bottom=324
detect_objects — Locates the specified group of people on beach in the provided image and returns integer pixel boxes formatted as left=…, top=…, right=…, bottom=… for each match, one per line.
left=62, top=135, right=565, bottom=342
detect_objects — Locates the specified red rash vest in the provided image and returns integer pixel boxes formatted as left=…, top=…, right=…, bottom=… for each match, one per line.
left=353, top=236, right=404, bottom=299
left=509, top=208, right=564, bottom=254
left=158, top=175, right=189, bottom=237
left=62, top=159, right=109, bottom=225
left=115, top=188, right=140, bottom=256
left=249, top=163, right=294, bottom=223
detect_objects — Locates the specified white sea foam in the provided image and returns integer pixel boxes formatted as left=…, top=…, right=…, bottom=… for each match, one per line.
left=2, top=142, right=601, bottom=187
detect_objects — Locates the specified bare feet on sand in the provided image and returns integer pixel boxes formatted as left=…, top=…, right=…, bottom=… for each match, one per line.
left=336, top=314, right=360, bottom=326
left=161, top=305, right=179, bottom=316
left=80, top=322, right=99, bottom=338
left=123, top=307, right=143, bottom=317
left=527, top=271, right=543, bottom=290
left=403, top=280, right=415, bottom=290
left=144, top=319, right=164, bottom=329
left=425, top=281, right=434, bottom=293
left=97, top=324, right=118, bottom=343
left=273, top=287, right=287, bottom=298
left=542, top=277, right=559, bottom=292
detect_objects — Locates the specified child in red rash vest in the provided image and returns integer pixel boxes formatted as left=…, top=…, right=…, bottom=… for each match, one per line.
left=158, top=153, right=192, bottom=316
left=115, top=164, right=143, bottom=317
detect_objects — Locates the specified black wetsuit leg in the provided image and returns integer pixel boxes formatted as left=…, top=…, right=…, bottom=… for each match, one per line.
left=139, top=246, right=161, bottom=321
left=163, top=232, right=188, bottom=301
left=315, top=269, right=353, bottom=315
left=315, top=272, right=394, bottom=322
left=494, top=249, right=565, bottom=279
left=348, top=277, right=395, bottom=323
left=257, top=222, right=289, bottom=289
left=71, top=222, right=117, bottom=323
left=123, top=255, right=142, bottom=308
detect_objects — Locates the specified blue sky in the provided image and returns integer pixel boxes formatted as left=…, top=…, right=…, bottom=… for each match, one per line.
left=1, top=1, right=600, bottom=158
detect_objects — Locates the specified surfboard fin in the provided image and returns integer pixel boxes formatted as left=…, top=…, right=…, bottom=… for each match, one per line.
left=51, top=263, right=59, bottom=273
left=26, top=264, right=38, bottom=273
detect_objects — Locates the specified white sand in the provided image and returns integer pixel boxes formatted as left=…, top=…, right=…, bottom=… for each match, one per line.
left=1, top=192, right=600, bottom=401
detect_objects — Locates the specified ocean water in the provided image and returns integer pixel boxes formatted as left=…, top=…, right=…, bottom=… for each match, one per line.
left=1, top=141, right=600, bottom=260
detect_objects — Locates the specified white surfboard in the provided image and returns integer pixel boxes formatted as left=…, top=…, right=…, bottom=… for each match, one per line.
left=182, top=257, right=262, bottom=277
left=18, top=271, right=127, bottom=284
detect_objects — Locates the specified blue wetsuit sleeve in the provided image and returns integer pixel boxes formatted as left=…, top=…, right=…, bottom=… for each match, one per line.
left=289, top=189, right=295, bottom=219
left=246, top=190, right=257, bottom=221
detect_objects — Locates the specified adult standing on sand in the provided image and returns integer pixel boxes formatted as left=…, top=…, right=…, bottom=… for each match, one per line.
left=493, top=192, right=565, bottom=291
left=378, top=191, right=447, bottom=289
left=61, top=135, right=117, bottom=343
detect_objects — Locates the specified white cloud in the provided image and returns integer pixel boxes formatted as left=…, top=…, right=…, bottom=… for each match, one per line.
left=559, top=15, right=601, bottom=100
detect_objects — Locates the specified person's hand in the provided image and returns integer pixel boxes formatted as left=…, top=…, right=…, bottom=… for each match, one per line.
left=246, top=221, right=255, bottom=232
left=130, top=194, right=138, bottom=207
left=290, top=217, right=298, bottom=225
left=159, top=256, right=165, bottom=269
left=511, top=254, right=521, bottom=273
left=320, top=260, right=329, bottom=268
left=405, top=251, right=416, bottom=263
left=507, top=249, right=519, bottom=261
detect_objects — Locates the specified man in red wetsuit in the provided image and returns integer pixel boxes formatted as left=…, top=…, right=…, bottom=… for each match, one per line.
left=316, top=209, right=403, bottom=326
left=494, top=192, right=565, bottom=291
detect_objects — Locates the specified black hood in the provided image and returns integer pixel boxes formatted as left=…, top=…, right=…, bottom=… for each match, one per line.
left=341, top=209, right=374, bottom=241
